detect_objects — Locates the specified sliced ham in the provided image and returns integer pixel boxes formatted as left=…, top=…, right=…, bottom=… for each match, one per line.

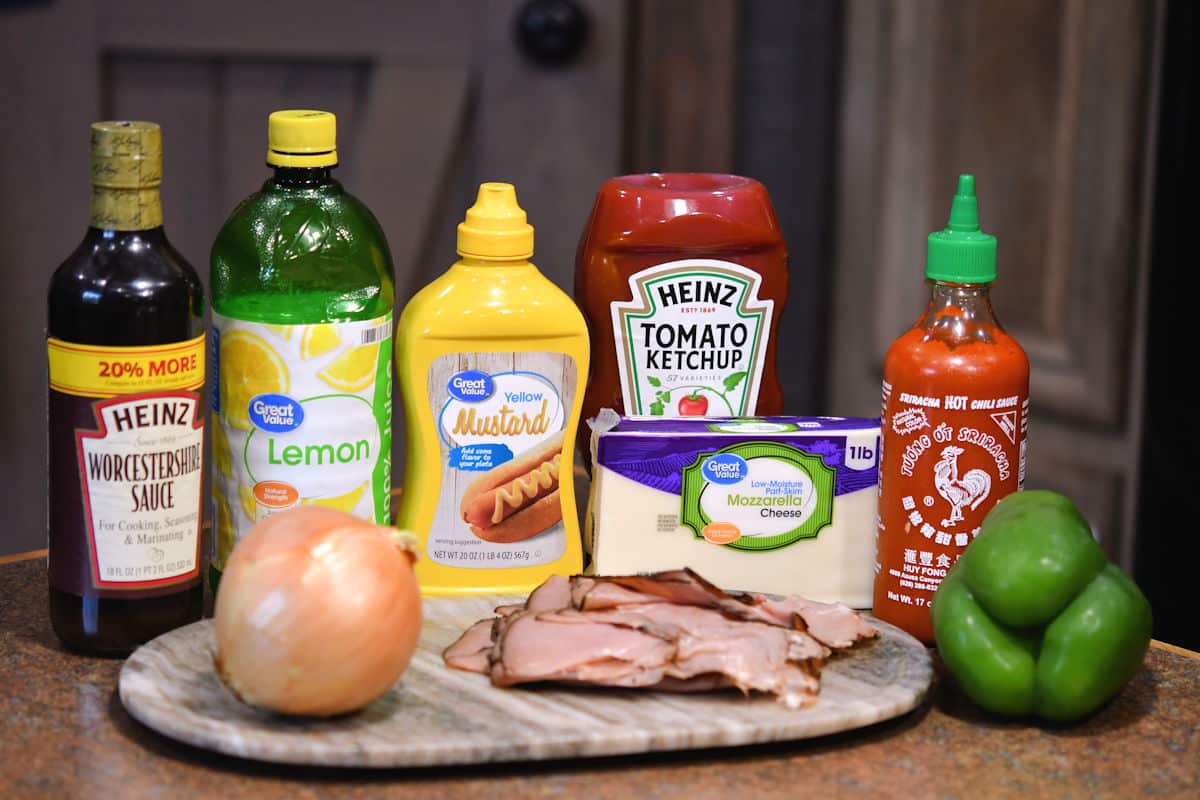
left=442, top=618, right=496, bottom=674
left=748, top=594, right=878, bottom=650
left=542, top=603, right=826, bottom=709
left=576, top=569, right=877, bottom=649
left=440, top=568, right=877, bottom=709
left=489, top=608, right=675, bottom=688
left=442, top=574, right=573, bottom=673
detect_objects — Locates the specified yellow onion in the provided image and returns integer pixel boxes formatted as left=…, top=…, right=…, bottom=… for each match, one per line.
left=213, top=505, right=421, bottom=716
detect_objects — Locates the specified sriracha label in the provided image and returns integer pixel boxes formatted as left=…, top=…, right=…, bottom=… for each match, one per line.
left=873, top=329, right=1029, bottom=643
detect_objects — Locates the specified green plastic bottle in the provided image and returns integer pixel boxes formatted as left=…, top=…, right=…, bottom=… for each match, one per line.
left=209, top=110, right=395, bottom=590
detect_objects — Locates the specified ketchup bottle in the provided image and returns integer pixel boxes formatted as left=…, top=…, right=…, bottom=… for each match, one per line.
left=573, top=174, right=788, bottom=463
left=872, top=175, right=1030, bottom=643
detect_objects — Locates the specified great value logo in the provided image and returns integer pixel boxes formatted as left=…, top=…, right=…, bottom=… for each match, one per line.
left=249, top=393, right=304, bottom=433
left=446, top=370, right=494, bottom=402
left=702, top=453, right=748, bottom=485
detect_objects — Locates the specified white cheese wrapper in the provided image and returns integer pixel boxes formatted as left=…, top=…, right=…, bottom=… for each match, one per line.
left=586, top=416, right=880, bottom=608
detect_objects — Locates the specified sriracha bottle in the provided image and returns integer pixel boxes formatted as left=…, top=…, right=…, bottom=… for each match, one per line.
left=872, top=175, right=1030, bottom=644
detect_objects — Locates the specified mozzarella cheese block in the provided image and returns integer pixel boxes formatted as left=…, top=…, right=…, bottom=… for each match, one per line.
left=586, top=416, right=880, bottom=608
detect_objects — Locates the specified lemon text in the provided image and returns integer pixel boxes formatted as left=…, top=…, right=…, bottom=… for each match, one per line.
left=267, top=438, right=370, bottom=466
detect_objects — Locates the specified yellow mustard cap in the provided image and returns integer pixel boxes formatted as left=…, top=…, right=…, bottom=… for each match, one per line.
left=89, top=121, right=162, bottom=188
left=266, top=110, right=337, bottom=167
left=457, top=182, right=535, bottom=260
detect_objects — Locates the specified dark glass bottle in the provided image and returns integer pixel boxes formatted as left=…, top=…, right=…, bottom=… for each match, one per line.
left=47, top=121, right=207, bottom=656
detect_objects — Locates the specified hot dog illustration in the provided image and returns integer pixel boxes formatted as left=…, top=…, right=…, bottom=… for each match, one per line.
left=460, top=432, right=564, bottom=543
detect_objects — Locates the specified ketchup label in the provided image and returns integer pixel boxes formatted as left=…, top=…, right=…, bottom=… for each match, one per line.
left=876, top=382, right=1029, bottom=612
left=610, top=260, right=773, bottom=417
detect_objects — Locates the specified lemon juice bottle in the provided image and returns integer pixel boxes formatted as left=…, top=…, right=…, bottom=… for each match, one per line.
left=209, top=110, right=395, bottom=588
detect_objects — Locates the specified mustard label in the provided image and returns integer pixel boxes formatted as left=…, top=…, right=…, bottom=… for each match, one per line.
left=426, top=351, right=576, bottom=569
left=48, top=335, right=205, bottom=397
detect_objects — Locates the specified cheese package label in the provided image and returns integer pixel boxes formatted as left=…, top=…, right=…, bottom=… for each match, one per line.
left=587, top=416, right=881, bottom=607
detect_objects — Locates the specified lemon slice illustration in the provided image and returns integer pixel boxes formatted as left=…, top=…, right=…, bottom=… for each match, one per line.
left=219, top=330, right=289, bottom=430
left=264, top=324, right=293, bottom=340
left=300, top=324, right=340, bottom=360
left=304, top=481, right=368, bottom=514
left=214, top=490, right=235, bottom=567
left=211, top=414, right=232, bottom=479
left=239, top=483, right=257, bottom=522
left=317, top=343, right=379, bottom=392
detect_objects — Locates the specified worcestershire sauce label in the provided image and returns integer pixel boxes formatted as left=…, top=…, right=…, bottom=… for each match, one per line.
left=48, top=336, right=205, bottom=597
left=611, top=260, right=773, bottom=417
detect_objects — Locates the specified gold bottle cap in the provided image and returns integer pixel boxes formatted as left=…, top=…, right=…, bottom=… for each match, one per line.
left=89, top=121, right=162, bottom=189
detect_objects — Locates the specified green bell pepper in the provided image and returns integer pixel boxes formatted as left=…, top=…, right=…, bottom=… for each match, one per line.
left=930, top=490, right=1152, bottom=722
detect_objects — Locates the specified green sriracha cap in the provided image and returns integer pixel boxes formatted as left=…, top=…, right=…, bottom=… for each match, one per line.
left=926, top=174, right=997, bottom=283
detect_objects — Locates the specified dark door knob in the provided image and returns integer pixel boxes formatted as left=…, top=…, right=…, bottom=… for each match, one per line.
left=515, top=0, right=590, bottom=67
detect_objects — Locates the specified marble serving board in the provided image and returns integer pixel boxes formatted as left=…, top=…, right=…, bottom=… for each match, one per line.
left=118, top=594, right=933, bottom=768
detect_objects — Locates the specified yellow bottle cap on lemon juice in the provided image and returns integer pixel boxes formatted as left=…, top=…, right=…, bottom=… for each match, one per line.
left=456, top=182, right=535, bottom=260
left=266, top=110, right=337, bottom=167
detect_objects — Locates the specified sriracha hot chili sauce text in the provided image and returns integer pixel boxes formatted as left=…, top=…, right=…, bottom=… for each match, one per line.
left=574, top=174, right=788, bottom=459
left=872, top=175, right=1030, bottom=643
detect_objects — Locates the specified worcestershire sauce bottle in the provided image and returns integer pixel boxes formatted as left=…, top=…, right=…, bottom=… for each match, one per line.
left=47, top=122, right=206, bottom=655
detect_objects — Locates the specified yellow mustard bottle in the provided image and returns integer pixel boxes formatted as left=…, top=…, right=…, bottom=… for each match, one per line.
left=395, top=182, right=590, bottom=595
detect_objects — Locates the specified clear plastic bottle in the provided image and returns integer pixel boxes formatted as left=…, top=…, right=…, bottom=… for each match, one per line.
left=872, top=175, right=1030, bottom=643
left=209, top=110, right=395, bottom=590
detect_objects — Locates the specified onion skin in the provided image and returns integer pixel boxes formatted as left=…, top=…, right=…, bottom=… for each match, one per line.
left=213, top=506, right=421, bottom=717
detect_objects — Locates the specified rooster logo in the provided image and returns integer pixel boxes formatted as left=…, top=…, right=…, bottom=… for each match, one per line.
left=933, top=446, right=991, bottom=527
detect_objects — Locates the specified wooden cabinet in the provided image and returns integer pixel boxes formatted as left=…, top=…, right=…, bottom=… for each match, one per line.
left=0, top=0, right=627, bottom=554
left=830, top=0, right=1163, bottom=568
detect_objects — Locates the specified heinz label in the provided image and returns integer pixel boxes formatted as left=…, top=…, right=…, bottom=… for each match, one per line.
left=47, top=335, right=206, bottom=596
left=611, top=260, right=773, bottom=417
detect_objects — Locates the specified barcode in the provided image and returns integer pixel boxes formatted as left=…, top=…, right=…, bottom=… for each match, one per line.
left=361, top=324, right=391, bottom=346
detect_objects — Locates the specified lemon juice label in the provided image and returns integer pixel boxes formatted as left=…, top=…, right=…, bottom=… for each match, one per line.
left=47, top=335, right=206, bottom=596
left=211, top=313, right=392, bottom=569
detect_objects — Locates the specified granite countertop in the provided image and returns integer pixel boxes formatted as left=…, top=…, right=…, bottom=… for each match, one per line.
left=1, top=555, right=1197, bottom=799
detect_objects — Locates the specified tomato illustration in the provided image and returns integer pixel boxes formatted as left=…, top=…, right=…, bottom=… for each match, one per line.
left=677, top=392, right=708, bottom=416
